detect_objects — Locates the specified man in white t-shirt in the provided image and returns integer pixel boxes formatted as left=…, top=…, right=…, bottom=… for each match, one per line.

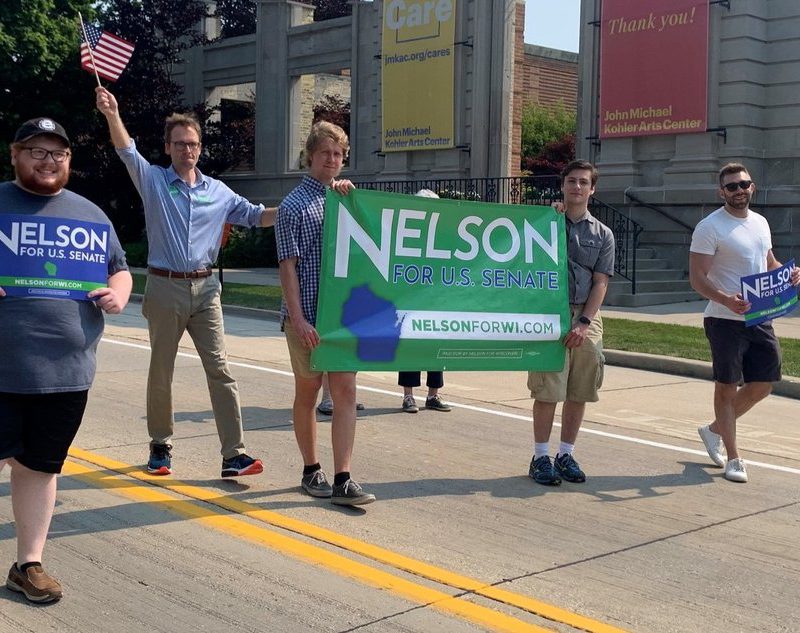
left=689, top=163, right=800, bottom=483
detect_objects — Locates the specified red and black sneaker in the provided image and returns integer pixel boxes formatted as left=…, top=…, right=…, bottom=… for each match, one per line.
left=221, top=453, right=263, bottom=478
left=147, top=443, right=172, bottom=475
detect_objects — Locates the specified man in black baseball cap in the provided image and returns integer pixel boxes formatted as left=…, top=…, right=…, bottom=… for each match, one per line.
left=2, top=115, right=131, bottom=603
left=13, top=117, right=71, bottom=147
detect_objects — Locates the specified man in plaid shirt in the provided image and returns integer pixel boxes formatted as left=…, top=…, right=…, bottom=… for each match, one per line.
left=275, top=121, right=375, bottom=506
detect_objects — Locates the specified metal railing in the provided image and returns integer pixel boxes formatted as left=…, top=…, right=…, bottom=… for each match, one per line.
left=589, top=198, right=644, bottom=294
left=356, top=176, right=644, bottom=293
left=356, top=175, right=563, bottom=205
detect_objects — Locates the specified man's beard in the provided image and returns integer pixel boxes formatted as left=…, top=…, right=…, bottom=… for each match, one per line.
left=727, top=193, right=751, bottom=210
left=16, top=169, right=69, bottom=195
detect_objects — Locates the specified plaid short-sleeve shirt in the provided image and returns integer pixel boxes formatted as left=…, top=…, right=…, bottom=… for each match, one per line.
left=275, top=175, right=327, bottom=325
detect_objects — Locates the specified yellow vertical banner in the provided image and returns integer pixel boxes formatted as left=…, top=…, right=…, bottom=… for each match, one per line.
left=381, top=0, right=456, bottom=152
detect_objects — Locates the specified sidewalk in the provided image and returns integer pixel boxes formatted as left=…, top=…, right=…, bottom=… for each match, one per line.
left=183, top=267, right=800, bottom=340
left=130, top=267, right=800, bottom=396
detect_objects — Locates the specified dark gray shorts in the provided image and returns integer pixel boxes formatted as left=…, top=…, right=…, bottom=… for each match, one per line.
left=0, top=390, right=88, bottom=474
left=703, top=318, right=781, bottom=384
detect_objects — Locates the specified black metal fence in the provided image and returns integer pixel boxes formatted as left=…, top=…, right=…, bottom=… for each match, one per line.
left=356, top=175, right=563, bottom=205
left=355, top=176, right=644, bottom=292
left=590, top=198, right=644, bottom=294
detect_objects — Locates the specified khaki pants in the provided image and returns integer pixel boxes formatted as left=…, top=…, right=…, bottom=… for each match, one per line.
left=142, top=274, right=244, bottom=459
left=527, top=304, right=605, bottom=403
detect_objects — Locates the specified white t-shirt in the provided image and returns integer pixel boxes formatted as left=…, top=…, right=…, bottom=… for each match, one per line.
left=690, top=206, right=772, bottom=321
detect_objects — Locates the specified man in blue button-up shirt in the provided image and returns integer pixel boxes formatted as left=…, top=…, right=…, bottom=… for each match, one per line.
left=96, top=87, right=273, bottom=479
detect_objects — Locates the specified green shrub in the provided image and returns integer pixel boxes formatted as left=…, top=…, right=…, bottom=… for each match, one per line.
left=218, top=226, right=278, bottom=268
left=123, top=241, right=148, bottom=267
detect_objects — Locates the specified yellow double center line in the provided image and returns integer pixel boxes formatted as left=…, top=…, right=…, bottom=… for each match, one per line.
left=65, top=447, right=627, bottom=633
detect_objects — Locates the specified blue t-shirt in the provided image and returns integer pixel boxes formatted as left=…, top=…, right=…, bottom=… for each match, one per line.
left=0, top=182, right=128, bottom=393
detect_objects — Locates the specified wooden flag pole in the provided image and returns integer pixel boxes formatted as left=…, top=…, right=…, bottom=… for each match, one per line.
left=78, top=12, right=102, bottom=88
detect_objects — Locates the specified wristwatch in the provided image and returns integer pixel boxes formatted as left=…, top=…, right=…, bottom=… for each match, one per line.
left=578, top=315, right=592, bottom=326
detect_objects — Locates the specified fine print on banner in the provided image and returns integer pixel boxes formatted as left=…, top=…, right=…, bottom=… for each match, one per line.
left=312, top=189, right=570, bottom=372
left=0, top=214, right=109, bottom=300
left=741, top=259, right=799, bottom=327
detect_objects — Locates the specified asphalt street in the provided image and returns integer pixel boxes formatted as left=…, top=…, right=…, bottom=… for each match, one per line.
left=1, top=306, right=799, bottom=632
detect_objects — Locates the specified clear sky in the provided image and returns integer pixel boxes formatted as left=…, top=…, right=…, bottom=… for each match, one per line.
left=524, top=0, right=581, bottom=53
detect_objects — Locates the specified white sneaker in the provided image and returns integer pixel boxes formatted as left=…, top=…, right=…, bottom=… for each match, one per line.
left=698, top=425, right=725, bottom=467
left=724, top=458, right=748, bottom=483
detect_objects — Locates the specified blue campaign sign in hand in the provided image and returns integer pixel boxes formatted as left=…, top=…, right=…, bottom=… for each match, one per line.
left=0, top=214, right=109, bottom=300
left=741, top=259, right=798, bottom=327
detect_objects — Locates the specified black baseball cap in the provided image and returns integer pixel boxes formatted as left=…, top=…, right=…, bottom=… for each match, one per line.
left=14, top=117, right=70, bottom=147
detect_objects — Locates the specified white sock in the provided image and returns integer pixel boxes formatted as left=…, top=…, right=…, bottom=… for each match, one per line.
left=558, top=441, right=575, bottom=457
left=534, top=442, right=549, bottom=459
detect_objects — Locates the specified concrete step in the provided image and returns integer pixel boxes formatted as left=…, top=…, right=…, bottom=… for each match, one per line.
left=634, top=258, right=672, bottom=270
left=631, top=268, right=686, bottom=281
left=607, top=279, right=693, bottom=295
left=605, top=290, right=701, bottom=307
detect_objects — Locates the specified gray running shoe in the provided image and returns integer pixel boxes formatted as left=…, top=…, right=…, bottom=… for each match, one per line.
left=402, top=395, right=419, bottom=413
left=301, top=469, right=333, bottom=498
left=331, top=479, right=376, bottom=506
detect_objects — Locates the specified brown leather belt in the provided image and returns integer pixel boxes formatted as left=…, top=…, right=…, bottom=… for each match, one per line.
left=148, top=266, right=212, bottom=279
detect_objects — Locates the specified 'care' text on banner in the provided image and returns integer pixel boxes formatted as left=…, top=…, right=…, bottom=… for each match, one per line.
left=312, top=190, right=570, bottom=371
left=741, top=259, right=798, bottom=327
left=0, top=214, right=109, bottom=300
left=381, top=0, right=456, bottom=152
left=599, top=0, right=709, bottom=138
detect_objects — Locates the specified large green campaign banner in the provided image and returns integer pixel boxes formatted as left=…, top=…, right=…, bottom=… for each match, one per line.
left=311, top=189, right=570, bottom=371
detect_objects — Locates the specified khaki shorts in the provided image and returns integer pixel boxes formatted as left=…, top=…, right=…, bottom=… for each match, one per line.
left=528, top=307, right=605, bottom=403
left=284, top=318, right=323, bottom=380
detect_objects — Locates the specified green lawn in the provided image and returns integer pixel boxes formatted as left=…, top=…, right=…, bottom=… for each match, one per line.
left=130, top=273, right=799, bottom=376
left=605, top=317, right=800, bottom=378
left=131, top=273, right=282, bottom=311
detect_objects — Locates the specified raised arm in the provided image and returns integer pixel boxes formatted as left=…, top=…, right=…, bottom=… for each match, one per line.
left=95, top=87, right=132, bottom=149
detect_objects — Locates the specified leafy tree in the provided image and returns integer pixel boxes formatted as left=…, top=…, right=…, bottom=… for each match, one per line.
left=312, top=94, right=350, bottom=137
left=68, top=0, right=209, bottom=241
left=0, top=0, right=95, bottom=179
left=310, top=0, right=351, bottom=21
left=522, top=133, right=576, bottom=176
left=212, top=0, right=257, bottom=39
left=520, top=102, right=575, bottom=173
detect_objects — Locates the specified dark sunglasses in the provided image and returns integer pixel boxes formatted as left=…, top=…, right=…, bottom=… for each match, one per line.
left=722, top=180, right=752, bottom=192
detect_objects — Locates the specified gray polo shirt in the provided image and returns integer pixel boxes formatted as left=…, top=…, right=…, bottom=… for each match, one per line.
left=566, top=210, right=615, bottom=304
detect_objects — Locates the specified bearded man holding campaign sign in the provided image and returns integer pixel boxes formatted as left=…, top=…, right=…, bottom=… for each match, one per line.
left=0, top=118, right=131, bottom=602
left=690, top=163, right=800, bottom=483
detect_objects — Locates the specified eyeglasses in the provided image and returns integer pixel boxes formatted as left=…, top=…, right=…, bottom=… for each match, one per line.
left=171, top=141, right=201, bottom=151
left=22, top=147, right=71, bottom=163
left=722, top=180, right=753, bottom=192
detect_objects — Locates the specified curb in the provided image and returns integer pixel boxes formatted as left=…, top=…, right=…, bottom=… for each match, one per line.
left=126, top=294, right=800, bottom=400
left=604, top=349, right=800, bottom=400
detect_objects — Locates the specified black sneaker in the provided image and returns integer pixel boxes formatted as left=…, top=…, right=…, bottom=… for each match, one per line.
left=221, top=453, right=264, bottom=478
left=331, top=479, right=376, bottom=506
left=554, top=453, right=586, bottom=483
left=425, top=394, right=451, bottom=412
left=301, top=469, right=333, bottom=498
left=147, top=443, right=172, bottom=475
left=529, top=455, right=561, bottom=486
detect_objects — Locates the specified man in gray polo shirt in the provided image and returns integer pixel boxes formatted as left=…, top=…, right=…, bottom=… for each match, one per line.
left=527, top=160, right=615, bottom=486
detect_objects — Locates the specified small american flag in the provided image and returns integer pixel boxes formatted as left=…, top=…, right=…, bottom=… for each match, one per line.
left=80, top=23, right=135, bottom=82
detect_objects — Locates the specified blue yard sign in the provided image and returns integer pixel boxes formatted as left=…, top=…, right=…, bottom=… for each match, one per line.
left=0, top=214, right=109, bottom=300
left=740, top=259, right=798, bottom=327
